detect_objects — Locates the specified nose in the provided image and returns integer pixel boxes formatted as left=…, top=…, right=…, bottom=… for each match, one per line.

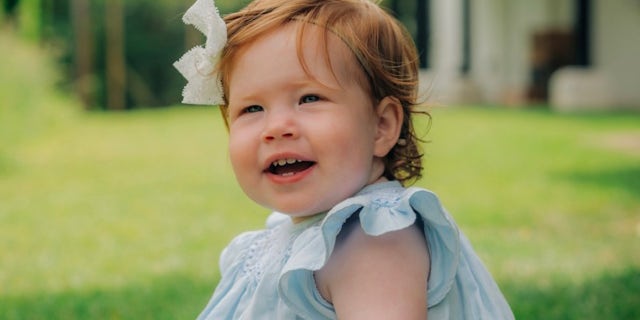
left=261, top=110, right=298, bottom=142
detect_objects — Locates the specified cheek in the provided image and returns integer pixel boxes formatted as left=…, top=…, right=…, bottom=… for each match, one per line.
left=325, top=123, right=375, bottom=164
left=227, top=129, right=255, bottom=172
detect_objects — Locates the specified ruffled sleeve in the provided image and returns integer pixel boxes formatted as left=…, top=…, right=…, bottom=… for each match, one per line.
left=278, top=182, right=461, bottom=319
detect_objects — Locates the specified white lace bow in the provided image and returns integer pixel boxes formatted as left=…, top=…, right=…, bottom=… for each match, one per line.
left=173, top=0, right=227, bottom=105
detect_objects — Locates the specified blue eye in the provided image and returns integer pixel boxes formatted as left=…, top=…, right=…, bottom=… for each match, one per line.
left=300, top=95, right=320, bottom=104
left=243, top=105, right=263, bottom=113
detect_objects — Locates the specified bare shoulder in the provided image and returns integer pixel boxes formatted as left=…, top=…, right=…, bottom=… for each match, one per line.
left=315, top=216, right=430, bottom=319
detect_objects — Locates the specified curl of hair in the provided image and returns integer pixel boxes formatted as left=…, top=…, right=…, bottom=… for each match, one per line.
left=219, top=0, right=429, bottom=185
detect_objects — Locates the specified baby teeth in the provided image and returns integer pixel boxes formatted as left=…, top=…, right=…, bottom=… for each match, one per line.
left=273, top=158, right=301, bottom=167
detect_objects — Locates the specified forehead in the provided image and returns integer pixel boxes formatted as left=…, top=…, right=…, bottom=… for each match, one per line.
left=229, top=22, right=366, bottom=90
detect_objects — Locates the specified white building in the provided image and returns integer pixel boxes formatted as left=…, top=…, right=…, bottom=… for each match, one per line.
left=412, top=0, right=640, bottom=111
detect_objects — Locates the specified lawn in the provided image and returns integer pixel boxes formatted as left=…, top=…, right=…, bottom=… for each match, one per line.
left=1, top=106, right=638, bottom=319
left=1, top=30, right=639, bottom=319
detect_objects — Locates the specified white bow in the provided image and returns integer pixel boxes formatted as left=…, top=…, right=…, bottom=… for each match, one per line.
left=173, top=0, right=227, bottom=105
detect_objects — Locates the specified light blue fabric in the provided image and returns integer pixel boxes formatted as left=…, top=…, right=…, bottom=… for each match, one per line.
left=197, top=181, right=514, bottom=319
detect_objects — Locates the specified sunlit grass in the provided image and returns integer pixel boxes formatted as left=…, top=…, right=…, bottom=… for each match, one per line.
left=0, top=108, right=260, bottom=319
left=1, top=106, right=638, bottom=319
left=417, top=107, right=640, bottom=285
left=1, top=108, right=261, bottom=291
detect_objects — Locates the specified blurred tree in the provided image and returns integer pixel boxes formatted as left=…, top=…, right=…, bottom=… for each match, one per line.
left=183, top=0, right=201, bottom=50
left=123, top=0, right=193, bottom=109
left=17, top=0, right=42, bottom=41
left=383, top=0, right=428, bottom=68
left=105, top=0, right=126, bottom=110
left=17, top=0, right=425, bottom=110
left=70, top=0, right=94, bottom=108
left=1, top=0, right=19, bottom=16
left=0, top=0, right=5, bottom=22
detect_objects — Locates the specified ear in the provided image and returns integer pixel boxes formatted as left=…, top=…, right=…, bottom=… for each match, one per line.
left=373, top=96, right=404, bottom=158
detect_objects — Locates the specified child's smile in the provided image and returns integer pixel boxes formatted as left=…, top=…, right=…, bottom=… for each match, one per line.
left=266, top=158, right=315, bottom=177
left=225, top=23, right=388, bottom=220
left=263, top=154, right=316, bottom=184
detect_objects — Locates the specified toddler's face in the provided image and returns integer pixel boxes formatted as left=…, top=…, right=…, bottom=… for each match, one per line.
left=225, top=23, right=386, bottom=221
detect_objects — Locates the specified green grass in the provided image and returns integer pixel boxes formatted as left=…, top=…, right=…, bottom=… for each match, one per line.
left=1, top=106, right=638, bottom=319
left=2, top=29, right=639, bottom=319
left=0, top=108, right=266, bottom=318
left=419, top=107, right=640, bottom=319
left=421, top=108, right=640, bottom=282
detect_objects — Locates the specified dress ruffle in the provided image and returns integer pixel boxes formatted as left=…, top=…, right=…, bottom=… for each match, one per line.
left=279, top=182, right=460, bottom=319
left=198, top=181, right=514, bottom=319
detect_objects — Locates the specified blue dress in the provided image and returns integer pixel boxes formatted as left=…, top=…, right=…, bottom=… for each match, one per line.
left=197, top=181, right=514, bottom=319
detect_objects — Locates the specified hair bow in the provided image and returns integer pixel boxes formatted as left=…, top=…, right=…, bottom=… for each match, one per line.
left=173, top=0, right=227, bottom=105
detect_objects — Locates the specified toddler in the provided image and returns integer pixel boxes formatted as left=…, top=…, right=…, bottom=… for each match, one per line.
left=174, top=0, right=514, bottom=318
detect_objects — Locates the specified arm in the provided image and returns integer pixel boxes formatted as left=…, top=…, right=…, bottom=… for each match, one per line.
left=315, top=219, right=430, bottom=319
